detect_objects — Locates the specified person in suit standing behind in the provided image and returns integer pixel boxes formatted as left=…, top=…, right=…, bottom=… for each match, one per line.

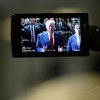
left=62, top=20, right=71, bottom=31
left=67, top=18, right=72, bottom=31
left=56, top=18, right=64, bottom=31
left=36, top=19, right=63, bottom=52
left=35, top=18, right=44, bottom=30
left=66, top=24, right=81, bottom=52
left=22, top=18, right=42, bottom=50
left=42, top=18, right=48, bottom=31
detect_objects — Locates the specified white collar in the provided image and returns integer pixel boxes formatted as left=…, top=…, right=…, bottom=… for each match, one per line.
left=59, top=22, right=62, bottom=24
left=48, top=32, right=54, bottom=36
left=30, top=25, right=34, bottom=28
left=75, top=34, right=81, bottom=38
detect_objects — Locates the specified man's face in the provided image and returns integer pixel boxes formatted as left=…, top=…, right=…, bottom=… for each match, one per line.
left=21, top=18, right=25, bottom=23
left=37, top=19, right=40, bottom=23
left=29, top=18, right=35, bottom=25
left=67, top=19, right=69, bottom=22
left=59, top=18, right=62, bottom=22
left=62, top=18, right=64, bottom=22
left=64, top=21, right=67, bottom=25
left=46, top=23, right=55, bottom=34
left=75, top=25, right=81, bottom=35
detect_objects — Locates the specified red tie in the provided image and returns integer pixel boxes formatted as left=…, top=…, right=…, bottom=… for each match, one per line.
left=50, top=35, right=53, bottom=49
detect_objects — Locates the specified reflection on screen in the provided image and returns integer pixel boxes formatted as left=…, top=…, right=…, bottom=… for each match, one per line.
left=21, top=18, right=81, bottom=52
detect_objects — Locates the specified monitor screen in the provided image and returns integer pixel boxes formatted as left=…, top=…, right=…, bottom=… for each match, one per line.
left=21, top=17, right=81, bottom=53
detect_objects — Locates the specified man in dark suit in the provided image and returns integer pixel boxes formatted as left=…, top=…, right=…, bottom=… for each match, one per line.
left=42, top=18, right=48, bottom=31
left=66, top=24, right=81, bottom=52
left=35, top=18, right=44, bottom=30
left=22, top=18, right=42, bottom=50
left=36, top=19, right=63, bottom=52
left=62, top=21, right=71, bottom=31
left=56, top=18, right=64, bottom=31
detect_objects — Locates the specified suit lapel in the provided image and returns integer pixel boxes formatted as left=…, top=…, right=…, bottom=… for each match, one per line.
left=34, top=26, right=36, bottom=41
left=54, top=33, right=58, bottom=49
left=29, top=25, right=36, bottom=33
left=27, top=25, right=31, bottom=41
left=74, top=35, right=78, bottom=49
left=44, top=32, right=50, bottom=48
left=28, top=25, right=31, bottom=35
left=34, top=25, right=36, bottom=33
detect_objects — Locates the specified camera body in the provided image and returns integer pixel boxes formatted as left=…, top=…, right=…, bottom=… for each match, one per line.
left=89, top=25, right=100, bottom=51
left=11, top=13, right=90, bottom=57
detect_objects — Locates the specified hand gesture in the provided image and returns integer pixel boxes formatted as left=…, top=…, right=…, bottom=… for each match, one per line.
left=58, top=45, right=63, bottom=52
left=42, top=46, right=47, bottom=52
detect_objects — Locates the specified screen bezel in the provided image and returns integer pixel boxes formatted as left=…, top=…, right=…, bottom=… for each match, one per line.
left=11, top=13, right=89, bottom=57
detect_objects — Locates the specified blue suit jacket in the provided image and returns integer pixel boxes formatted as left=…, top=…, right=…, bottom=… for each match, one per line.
left=66, top=34, right=81, bottom=52
left=36, top=32, right=63, bottom=52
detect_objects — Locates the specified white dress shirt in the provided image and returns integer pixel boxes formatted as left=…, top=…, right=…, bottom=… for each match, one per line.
left=76, top=34, right=81, bottom=49
left=30, top=25, right=35, bottom=42
left=48, top=32, right=54, bottom=45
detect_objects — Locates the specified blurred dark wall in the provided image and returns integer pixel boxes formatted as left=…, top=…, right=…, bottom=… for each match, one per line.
left=0, top=0, right=100, bottom=100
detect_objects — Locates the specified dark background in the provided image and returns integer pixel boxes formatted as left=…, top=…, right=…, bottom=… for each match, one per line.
left=0, top=0, right=100, bottom=100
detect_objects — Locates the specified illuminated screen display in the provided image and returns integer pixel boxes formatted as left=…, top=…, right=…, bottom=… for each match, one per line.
left=21, top=17, right=81, bottom=52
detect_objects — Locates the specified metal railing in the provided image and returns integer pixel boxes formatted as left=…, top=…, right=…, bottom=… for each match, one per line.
left=58, top=31, right=73, bottom=47
left=22, top=31, right=73, bottom=48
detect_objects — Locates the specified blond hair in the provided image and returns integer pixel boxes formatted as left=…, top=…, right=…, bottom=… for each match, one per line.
left=45, top=19, right=55, bottom=26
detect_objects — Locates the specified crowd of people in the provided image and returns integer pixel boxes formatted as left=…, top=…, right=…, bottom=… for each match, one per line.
left=21, top=18, right=81, bottom=52
left=21, top=18, right=78, bottom=32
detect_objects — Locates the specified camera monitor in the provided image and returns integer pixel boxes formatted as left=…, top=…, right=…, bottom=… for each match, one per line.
left=11, top=13, right=89, bottom=57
